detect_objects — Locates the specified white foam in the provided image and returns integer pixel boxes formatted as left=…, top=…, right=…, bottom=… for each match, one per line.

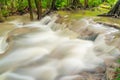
left=0, top=16, right=119, bottom=80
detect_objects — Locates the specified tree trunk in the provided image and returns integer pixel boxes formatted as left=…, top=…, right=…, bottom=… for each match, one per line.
left=84, top=0, right=88, bottom=8
left=34, top=0, right=42, bottom=20
left=0, top=4, right=4, bottom=22
left=50, top=0, right=57, bottom=10
left=70, top=0, right=82, bottom=9
left=28, top=0, right=34, bottom=20
left=11, top=0, right=15, bottom=14
left=67, top=0, right=70, bottom=7
left=108, top=0, right=120, bottom=18
left=46, top=0, right=52, bottom=9
left=101, top=0, right=106, bottom=2
left=72, top=0, right=80, bottom=6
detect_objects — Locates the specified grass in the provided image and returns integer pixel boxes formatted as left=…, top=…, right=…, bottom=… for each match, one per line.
left=114, top=60, right=120, bottom=80
left=57, top=7, right=109, bottom=19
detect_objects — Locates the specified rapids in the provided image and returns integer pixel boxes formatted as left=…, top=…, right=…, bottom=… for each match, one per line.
left=0, top=15, right=120, bottom=80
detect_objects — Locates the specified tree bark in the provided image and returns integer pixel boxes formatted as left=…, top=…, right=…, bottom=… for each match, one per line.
left=0, top=4, right=4, bottom=22
left=50, top=0, right=57, bottom=10
left=46, top=0, right=52, bottom=9
left=28, top=0, right=34, bottom=20
left=108, top=0, right=120, bottom=18
left=69, top=0, right=82, bottom=9
left=34, top=0, right=42, bottom=20
left=101, top=0, right=106, bottom=2
left=72, top=0, right=80, bottom=6
left=84, top=0, right=88, bottom=8
left=67, top=0, right=70, bottom=7
left=41, top=0, right=57, bottom=17
left=10, top=0, right=15, bottom=14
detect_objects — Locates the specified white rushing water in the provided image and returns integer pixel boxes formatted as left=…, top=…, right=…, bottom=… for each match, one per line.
left=0, top=15, right=120, bottom=80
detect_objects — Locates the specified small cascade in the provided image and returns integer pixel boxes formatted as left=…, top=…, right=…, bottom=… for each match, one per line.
left=0, top=15, right=120, bottom=80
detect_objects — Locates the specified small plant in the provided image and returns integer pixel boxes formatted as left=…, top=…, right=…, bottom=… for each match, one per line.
left=114, top=59, right=120, bottom=80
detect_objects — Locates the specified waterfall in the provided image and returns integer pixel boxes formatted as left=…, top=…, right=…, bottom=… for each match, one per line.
left=0, top=15, right=119, bottom=80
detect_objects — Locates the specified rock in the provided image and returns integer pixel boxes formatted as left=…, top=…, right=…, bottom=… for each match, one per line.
left=59, top=75, right=86, bottom=80
left=87, top=74, right=106, bottom=80
left=79, top=71, right=106, bottom=80
left=105, top=68, right=115, bottom=80
left=104, top=58, right=117, bottom=67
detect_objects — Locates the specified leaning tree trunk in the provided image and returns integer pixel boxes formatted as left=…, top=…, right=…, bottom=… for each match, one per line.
left=108, top=0, right=120, bottom=18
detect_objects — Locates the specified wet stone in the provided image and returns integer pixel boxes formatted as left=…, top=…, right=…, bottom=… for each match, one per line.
left=91, top=65, right=106, bottom=74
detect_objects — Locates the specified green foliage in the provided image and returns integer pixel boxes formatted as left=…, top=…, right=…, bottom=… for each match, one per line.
left=117, top=59, right=120, bottom=63
left=1, top=9, right=9, bottom=17
left=114, top=59, right=120, bottom=80
left=106, top=0, right=117, bottom=6
left=0, top=0, right=118, bottom=17
left=89, top=0, right=102, bottom=7
left=17, top=0, right=28, bottom=11
left=80, top=0, right=102, bottom=7
left=42, top=1, right=47, bottom=8
left=56, top=0, right=67, bottom=9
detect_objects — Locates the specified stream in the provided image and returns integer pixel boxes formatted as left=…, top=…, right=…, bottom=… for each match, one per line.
left=0, top=15, right=120, bottom=80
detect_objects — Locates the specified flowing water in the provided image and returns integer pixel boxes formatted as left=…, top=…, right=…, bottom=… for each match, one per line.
left=0, top=15, right=120, bottom=80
